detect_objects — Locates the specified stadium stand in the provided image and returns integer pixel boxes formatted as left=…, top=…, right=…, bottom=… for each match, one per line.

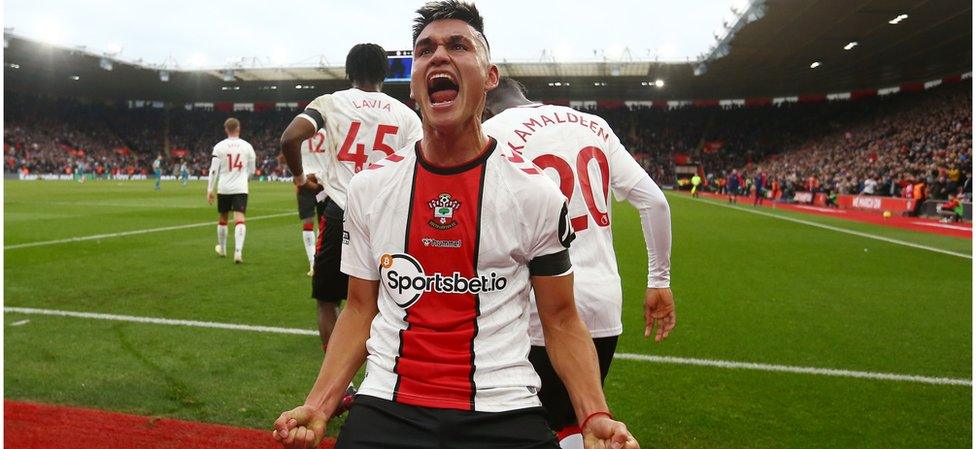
left=4, top=92, right=291, bottom=178
left=5, top=81, right=971, bottom=210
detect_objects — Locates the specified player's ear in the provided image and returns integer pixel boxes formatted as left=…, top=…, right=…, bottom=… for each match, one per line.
left=484, top=64, right=499, bottom=92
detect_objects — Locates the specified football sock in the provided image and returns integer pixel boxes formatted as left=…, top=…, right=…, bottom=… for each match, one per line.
left=303, top=228, right=316, bottom=268
left=557, top=425, right=583, bottom=449
left=234, top=222, right=246, bottom=254
left=217, top=222, right=228, bottom=251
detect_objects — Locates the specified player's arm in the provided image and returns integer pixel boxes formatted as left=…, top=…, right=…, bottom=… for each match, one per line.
left=610, top=141, right=675, bottom=342
left=247, top=147, right=257, bottom=177
left=532, top=273, right=603, bottom=417
left=627, top=176, right=675, bottom=342
left=533, top=273, right=637, bottom=449
left=206, top=150, right=221, bottom=203
left=273, top=180, right=377, bottom=449
left=528, top=193, right=637, bottom=448
left=273, top=277, right=377, bottom=449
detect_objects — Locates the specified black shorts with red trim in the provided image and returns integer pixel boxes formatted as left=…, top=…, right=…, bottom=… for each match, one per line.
left=297, top=188, right=325, bottom=220
left=528, top=336, right=618, bottom=432
left=311, top=197, right=348, bottom=302
left=217, top=193, right=248, bottom=214
left=335, top=395, right=558, bottom=449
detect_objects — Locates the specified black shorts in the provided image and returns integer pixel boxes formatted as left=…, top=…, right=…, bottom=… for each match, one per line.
left=217, top=193, right=248, bottom=214
left=528, top=336, right=618, bottom=431
left=336, top=395, right=557, bottom=449
left=312, top=197, right=348, bottom=302
left=297, top=188, right=325, bottom=220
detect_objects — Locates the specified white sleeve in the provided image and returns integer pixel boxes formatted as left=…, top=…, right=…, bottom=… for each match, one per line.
left=298, top=95, right=329, bottom=131
left=526, top=182, right=575, bottom=277
left=340, top=178, right=379, bottom=280
left=608, top=136, right=650, bottom=201
left=247, top=147, right=257, bottom=176
left=405, top=112, right=423, bottom=143
left=207, top=149, right=221, bottom=193
left=622, top=176, right=671, bottom=288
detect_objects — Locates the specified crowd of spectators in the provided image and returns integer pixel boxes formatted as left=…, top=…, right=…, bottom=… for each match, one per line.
left=585, top=81, right=971, bottom=205
left=4, top=93, right=291, bottom=178
left=4, top=81, right=971, bottom=208
left=737, top=81, right=972, bottom=202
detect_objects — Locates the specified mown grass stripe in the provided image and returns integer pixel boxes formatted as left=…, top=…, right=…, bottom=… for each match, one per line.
left=4, top=212, right=294, bottom=250
left=6, top=306, right=969, bottom=387
left=671, top=194, right=971, bottom=259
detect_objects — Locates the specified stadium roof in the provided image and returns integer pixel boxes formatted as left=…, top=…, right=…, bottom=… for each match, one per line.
left=3, top=0, right=971, bottom=103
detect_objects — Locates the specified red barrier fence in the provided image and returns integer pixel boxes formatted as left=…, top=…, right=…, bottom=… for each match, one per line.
left=835, top=194, right=916, bottom=213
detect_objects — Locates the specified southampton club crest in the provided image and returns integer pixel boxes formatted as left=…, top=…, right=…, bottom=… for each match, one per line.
left=428, top=193, right=461, bottom=230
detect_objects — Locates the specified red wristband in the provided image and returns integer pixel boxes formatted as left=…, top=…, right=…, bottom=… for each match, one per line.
left=581, top=411, right=613, bottom=431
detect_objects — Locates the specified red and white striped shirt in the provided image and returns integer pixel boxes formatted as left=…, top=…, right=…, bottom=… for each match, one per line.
left=341, top=138, right=573, bottom=412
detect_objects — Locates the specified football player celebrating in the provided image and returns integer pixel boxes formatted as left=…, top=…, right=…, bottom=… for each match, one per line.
left=484, top=77, right=675, bottom=448
left=273, top=2, right=639, bottom=449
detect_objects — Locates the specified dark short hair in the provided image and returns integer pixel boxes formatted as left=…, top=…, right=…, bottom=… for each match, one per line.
left=495, top=77, right=527, bottom=96
left=412, top=0, right=489, bottom=52
left=346, top=43, right=389, bottom=85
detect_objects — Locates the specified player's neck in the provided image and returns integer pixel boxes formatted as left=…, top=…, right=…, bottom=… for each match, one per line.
left=420, top=119, right=488, bottom=167
left=490, top=96, right=534, bottom=115
left=506, top=97, right=534, bottom=110
left=352, top=82, right=382, bottom=92
left=227, top=133, right=239, bottom=139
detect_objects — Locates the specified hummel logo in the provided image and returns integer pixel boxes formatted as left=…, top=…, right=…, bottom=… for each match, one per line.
left=421, top=237, right=462, bottom=248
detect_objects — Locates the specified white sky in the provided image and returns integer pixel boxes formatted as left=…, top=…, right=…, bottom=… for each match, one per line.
left=4, top=0, right=751, bottom=69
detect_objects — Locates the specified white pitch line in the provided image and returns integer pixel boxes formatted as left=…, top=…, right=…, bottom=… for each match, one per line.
left=4, top=307, right=317, bottom=336
left=4, top=212, right=294, bottom=250
left=5, top=306, right=970, bottom=387
left=5, top=200, right=207, bottom=209
left=914, top=221, right=973, bottom=231
left=612, top=353, right=970, bottom=387
left=671, top=195, right=971, bottom=259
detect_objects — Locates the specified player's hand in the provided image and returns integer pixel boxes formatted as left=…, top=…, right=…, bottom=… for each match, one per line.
left=644, top=287, right=675, bottom=342
left=272, top=405, right=328, bottom=449
left=207, top=191, right=215, bottom=205
left=582, top=414, right=640, bottom=449
left=301, top=174, right=324, bottom=194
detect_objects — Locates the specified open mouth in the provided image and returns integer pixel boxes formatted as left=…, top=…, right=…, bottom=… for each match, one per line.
left=428, top=73, right=459, bottom=106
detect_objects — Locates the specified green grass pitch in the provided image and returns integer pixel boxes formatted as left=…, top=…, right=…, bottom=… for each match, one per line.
left=4, top=179, right=971, bottom=448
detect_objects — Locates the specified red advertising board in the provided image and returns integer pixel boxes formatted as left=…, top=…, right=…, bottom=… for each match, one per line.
left=794, top=192, right=813, bottom=204
left=836, top=194, right=915, bottom=213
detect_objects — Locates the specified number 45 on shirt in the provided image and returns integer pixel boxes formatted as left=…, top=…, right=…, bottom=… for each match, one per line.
left=337, top=121, right=399, bottom=172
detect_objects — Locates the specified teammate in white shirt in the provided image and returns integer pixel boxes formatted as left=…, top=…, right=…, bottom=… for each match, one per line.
left=484, top=78, right=675, bottom=448
left=278, top=43, right=422, bottom=359
left=280, top=130, right=329, bottom=277
left=207, top=118, right=256, bottom=264
left=274, top=3, right=638, bottom=449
